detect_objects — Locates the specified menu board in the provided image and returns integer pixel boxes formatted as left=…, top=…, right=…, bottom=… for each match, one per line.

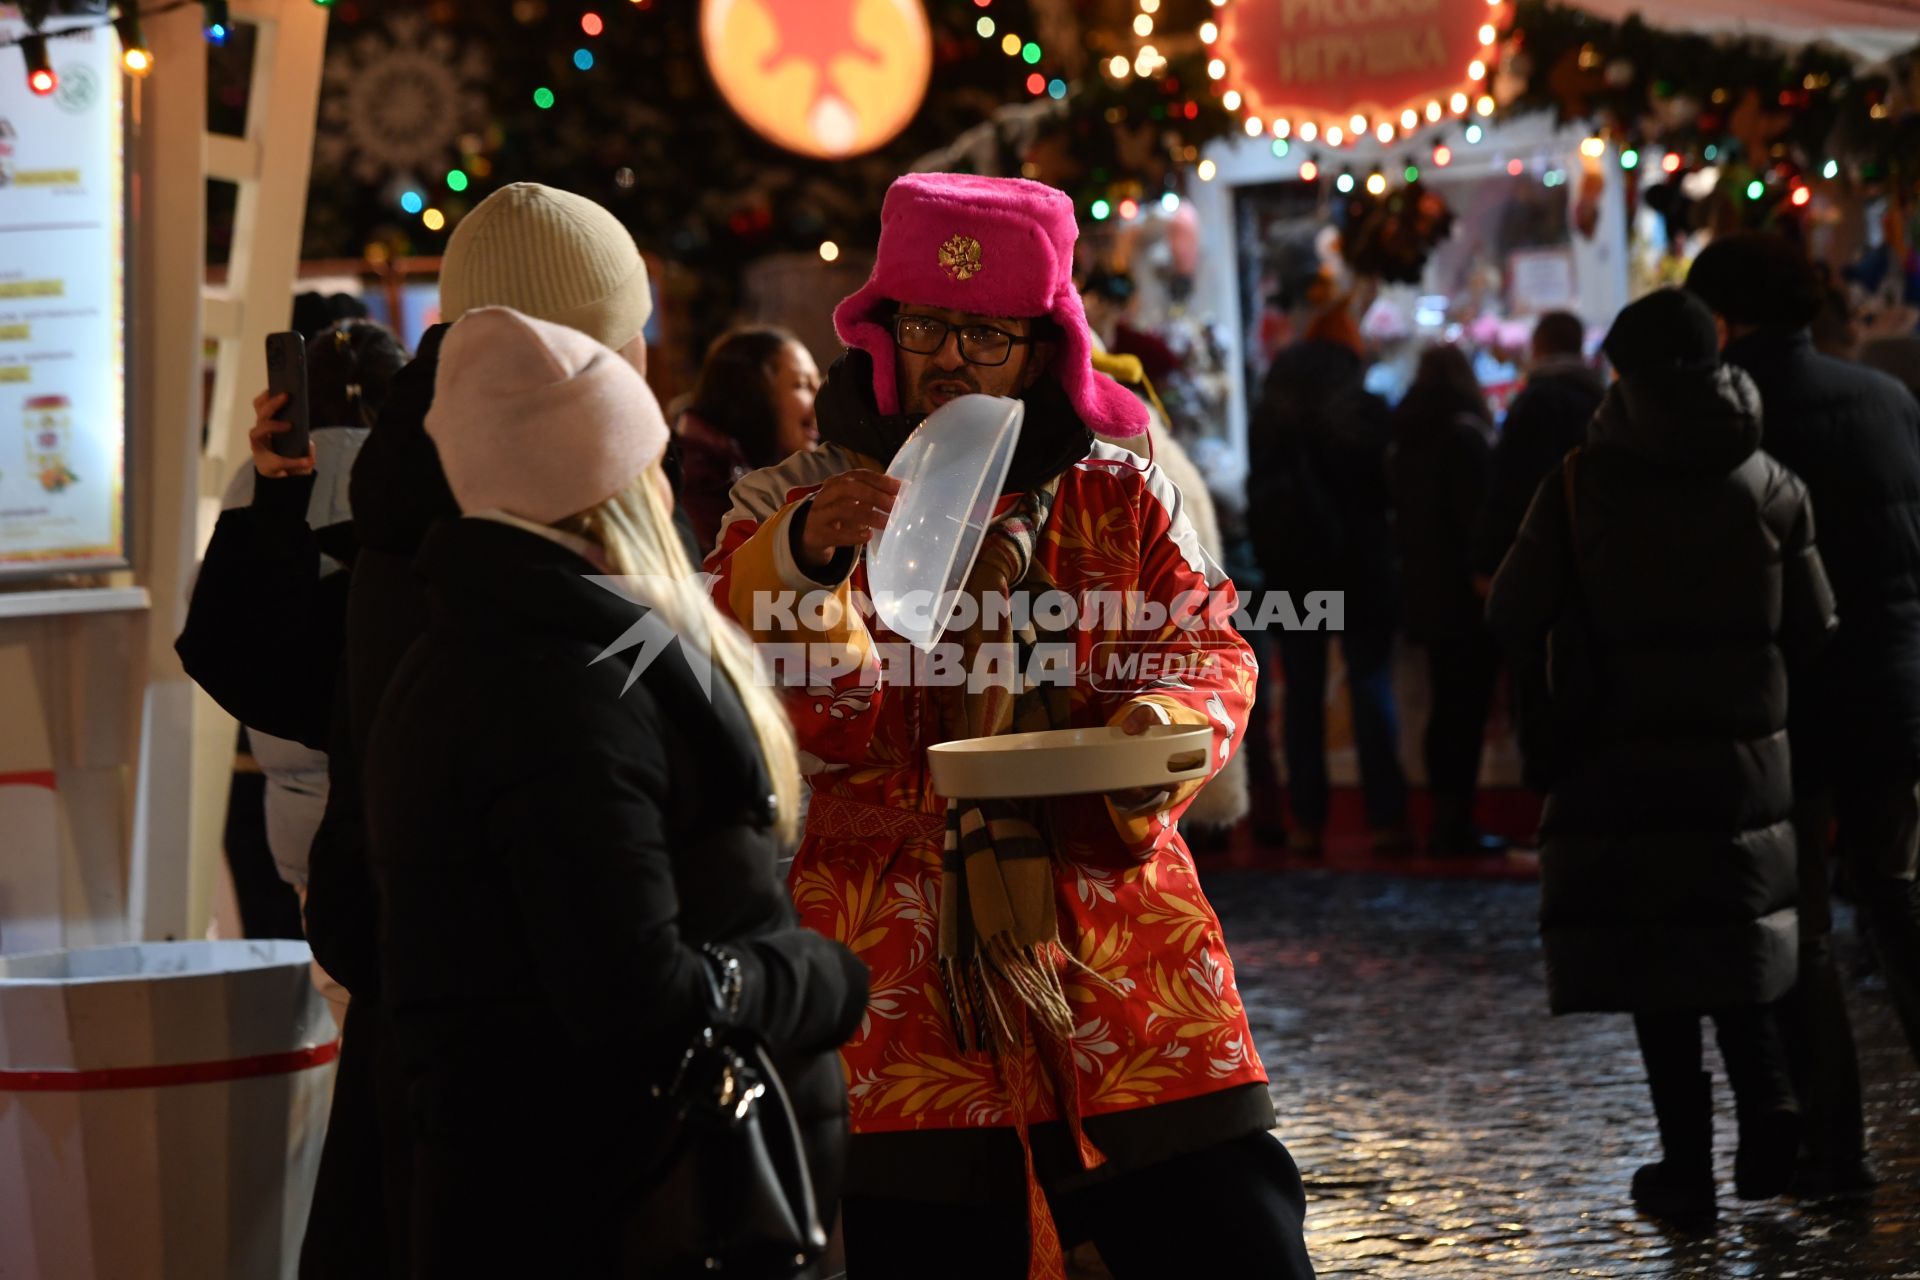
left=0, top=13, right=125, bottom=576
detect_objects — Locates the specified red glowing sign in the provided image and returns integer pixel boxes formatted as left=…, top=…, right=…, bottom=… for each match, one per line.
left=1216, top=0, right=1500, bottom=141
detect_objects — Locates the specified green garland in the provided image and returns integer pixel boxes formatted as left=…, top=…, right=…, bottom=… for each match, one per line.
left=1498, top=0, right=1919, bottom=194
left=279, top=0, right=1256, bottom=345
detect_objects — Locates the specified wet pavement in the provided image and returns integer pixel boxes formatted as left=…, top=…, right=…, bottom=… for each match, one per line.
left=1205, top=870, right=1920, bottom=1279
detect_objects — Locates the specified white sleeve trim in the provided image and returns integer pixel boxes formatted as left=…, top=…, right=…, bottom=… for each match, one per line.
left=712, top=444, right=858, bottom=556
left=1080, top=440, right=1228, bottom=587
left=768, top=499, right=857, bottom=593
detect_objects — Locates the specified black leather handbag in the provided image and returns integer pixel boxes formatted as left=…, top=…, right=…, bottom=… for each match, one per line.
left=623, top=950, right=829, bottom=1277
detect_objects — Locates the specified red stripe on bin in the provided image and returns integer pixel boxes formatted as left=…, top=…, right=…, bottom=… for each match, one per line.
left=0, top=770, right=58, bottom=790
left=0, top=1040, right=339, bottom=1092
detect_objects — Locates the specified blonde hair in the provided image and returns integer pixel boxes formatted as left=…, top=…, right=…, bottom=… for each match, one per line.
left=557, top=466, right=801, bottom=846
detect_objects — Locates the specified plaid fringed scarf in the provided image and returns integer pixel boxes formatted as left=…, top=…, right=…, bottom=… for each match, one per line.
left=934, top=476, right=1073, bottom=1057
left=932, top=477, right=1105, bottom=1280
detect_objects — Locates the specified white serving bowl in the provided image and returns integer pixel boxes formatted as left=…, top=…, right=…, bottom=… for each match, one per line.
left=928, top=723, right=1213, bottom=800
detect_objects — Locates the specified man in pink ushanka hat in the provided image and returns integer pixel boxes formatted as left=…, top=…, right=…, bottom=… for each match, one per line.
left=708, top=174, right=1313, bottom=1279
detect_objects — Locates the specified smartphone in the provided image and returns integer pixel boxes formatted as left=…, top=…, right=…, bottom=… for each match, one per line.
left=265, top=331, right=310, bottom=460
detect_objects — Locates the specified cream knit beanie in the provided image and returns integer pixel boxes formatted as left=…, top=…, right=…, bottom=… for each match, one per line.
left=439, top=183, right=653, bottom=353
left=426, top=308, right=669, bottom=525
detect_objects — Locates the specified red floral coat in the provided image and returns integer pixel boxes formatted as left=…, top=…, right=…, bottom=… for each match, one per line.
left=707, top=441, right=1266, bottom=1140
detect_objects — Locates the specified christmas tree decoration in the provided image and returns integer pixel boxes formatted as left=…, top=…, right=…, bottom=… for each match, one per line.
left=278, top=1, right=1241, bottom=344
left=1497, top=0, right=1916, bottom=201
left=700, top=0, right=933, bottom=159
left=314, top=11, right=490, bottom=186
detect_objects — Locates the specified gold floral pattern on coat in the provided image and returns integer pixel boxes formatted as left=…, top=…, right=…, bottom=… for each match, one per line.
left=710, top=456, right=1267, bottom=1137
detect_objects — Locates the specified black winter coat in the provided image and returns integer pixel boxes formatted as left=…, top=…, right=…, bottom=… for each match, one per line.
left=298, top=324, right=452, bottom=1280
left=1725, top=327, right=1920, bottom=780
left=1487, top=365, right=1837, bottom=1014
left=1246, top=339, right=1398, bottom=627
left=1475, top=361, right=1607, bottom=576
left=175, top=469, right=350, bottom=751
left=365, top=517, right=867, bottom=1277
left=1388, top=404, right=1494, bottom=642
left=304, top=323, right=454, bottom=998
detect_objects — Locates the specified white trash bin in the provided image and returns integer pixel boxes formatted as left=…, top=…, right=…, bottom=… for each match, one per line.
left=0, top=940, right=337, bottom=1280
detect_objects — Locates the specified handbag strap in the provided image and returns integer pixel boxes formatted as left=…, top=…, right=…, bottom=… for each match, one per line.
left=749, top=1039, right=827, bottom=1246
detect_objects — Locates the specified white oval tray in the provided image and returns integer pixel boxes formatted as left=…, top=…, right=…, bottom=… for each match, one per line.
left=928, top=724, right=1213, bottom=800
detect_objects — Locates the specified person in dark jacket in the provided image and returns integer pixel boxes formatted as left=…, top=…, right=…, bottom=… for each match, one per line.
left=295, top=323, right=452, bottom=1280
left=298, top=182, right=659, bottom=1279
left=1248, top=305, right=1409, bottom=853
left=674, top=325, right=821, bottom=557
left=293, top=290, right=370, bottom=343
left=178, top=321, right=408, bottom=885
left=1690, top=232, right=1920, bottom=1195
left=366, top=306, right=865, bottom=1278
left=1387, top=344, right=1506, bottom=856
left=1488, top=289, right=1838, bottom=1228
left=1474, top=310, right=1606, bottom=577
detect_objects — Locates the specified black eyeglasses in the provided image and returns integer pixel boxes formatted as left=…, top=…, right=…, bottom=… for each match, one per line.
left=892, top=314, right=1037, bottom=367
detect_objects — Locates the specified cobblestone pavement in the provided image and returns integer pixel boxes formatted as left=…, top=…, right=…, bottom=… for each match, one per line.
left=1208, top=870, right=1920, bottom=1279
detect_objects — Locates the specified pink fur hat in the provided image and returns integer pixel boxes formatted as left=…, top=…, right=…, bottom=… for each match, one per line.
left=832, top=173, right=1149, bottom=437
left=426, top=307, right=668, bottom=525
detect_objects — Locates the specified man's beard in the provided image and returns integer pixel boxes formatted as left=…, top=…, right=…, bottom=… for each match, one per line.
left=911, top=366, right=982, bottom=413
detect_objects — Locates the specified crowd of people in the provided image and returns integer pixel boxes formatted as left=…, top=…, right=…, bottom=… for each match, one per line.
left=1247, top=301, right=1607, bottom=856
left=1246, top=230, right=1920, bottom=1226
left=172, top=166, right=1920, bottom=1277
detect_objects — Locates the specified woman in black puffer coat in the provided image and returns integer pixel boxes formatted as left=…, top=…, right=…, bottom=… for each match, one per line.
left=364, top=307, right=866, bottom=1278
left=1488, top=290, right=1837, bottom=1228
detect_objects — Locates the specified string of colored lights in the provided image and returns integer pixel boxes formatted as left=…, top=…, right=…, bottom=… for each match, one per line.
left=969, top=0, right=1067, bottom=101
left=3, top=1, right=337, bottom=92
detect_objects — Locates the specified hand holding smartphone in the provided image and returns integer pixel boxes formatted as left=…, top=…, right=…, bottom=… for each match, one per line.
left=264, top=331, right=311, bottom=460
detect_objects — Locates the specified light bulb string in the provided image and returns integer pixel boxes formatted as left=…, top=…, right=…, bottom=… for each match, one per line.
left=3, top=2, right=226, bottom=53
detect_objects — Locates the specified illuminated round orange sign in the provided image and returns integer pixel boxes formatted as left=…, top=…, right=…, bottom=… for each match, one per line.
left=701, top=0, right=933, bottom=159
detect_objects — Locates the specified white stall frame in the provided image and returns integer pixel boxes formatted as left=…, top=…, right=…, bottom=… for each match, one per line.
left=133, top=0, right=330, bottom=945
left=0, top=0, right=330, bottom=957
left=1182, top=112, right=1631, bottom=470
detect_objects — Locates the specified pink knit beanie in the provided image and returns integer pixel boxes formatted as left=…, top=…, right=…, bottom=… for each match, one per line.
left=425, top=307, right=669, bottom=524
left=833, top=173, right=1149, bottom=437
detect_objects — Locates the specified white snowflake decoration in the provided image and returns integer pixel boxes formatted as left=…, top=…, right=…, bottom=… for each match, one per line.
left=315, top=13, right=490, bottom=185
